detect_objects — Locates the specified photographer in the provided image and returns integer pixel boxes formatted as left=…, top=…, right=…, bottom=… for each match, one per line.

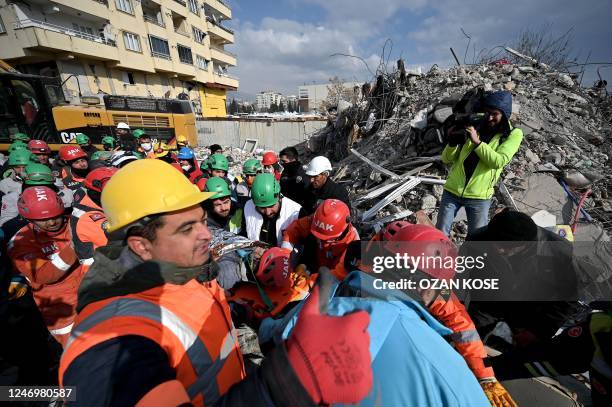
left=436, top=90, right=523, bottom=236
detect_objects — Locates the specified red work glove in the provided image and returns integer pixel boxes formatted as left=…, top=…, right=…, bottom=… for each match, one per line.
left=285, top=268, right=373, bottom=405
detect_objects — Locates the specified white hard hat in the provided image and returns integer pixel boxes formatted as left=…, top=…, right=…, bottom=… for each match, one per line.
left=303, top=156, right=332, bottom=176
left=116, top=122, right=130, bottom=130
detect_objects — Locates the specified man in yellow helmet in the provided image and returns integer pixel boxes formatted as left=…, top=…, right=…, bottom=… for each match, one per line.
left=59, top=159, right=372, bottom=407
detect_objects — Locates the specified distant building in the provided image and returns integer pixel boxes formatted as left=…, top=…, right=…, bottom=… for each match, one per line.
left=297, top=81, right=361, bottom=112
left=256, top=91, right=282, bottom=110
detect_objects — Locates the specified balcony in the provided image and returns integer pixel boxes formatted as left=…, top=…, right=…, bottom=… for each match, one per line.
left=205, top=0, right=232, bottom=19
left=210, top=45, right=236, bottom=66
left=212, top=72, right=238, bottom=89
left=50, top=0, right=110, bottom=18
left=206, top=17, right=234, bottom=43
left=12, top=18, right=120, bottom=60
left=143, top=14, right=165, bottom=27
left=174, top=0, right=187, bottom=6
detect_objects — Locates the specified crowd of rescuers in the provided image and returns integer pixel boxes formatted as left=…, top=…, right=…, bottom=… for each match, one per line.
left=0, top=92, right=610, bottom=407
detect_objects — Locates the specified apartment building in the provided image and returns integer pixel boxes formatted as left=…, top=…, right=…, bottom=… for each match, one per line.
left=297, top=81, right=361, bottom=112
left=0, top=0, right=238, bottom=117
left=255, top=91, right=282, bottom=111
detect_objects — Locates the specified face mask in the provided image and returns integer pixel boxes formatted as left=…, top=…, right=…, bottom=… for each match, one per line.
left=181, top=164, right=192, bottom=171
left=140, top=143, right=152, bottom=151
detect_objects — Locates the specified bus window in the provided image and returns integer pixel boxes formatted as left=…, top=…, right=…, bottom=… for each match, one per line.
left=12, top=80, right=40, bottom=127
left=45, top=84, right=65, bottom=106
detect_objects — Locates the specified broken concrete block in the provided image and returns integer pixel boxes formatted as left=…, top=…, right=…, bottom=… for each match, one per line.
left=504, top=82, right=516, bottom=91
left=531, top=210, right=557, bottom=227
left=512, top=173, right=574, bottom=223
left=421, top=194, right=437, bottom=212
left=433, top=107, right=453, bottom=124
left=563, top=170, right=592, bottom=188
left=524, top=148, right=541, bottom=163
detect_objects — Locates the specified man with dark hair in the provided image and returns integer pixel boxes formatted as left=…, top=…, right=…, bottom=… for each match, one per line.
left=209, top=144, right=223, bottom=155
left=279, top=146, right=311, bottom=206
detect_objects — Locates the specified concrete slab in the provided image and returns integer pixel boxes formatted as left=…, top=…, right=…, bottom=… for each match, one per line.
left=512, top=173, right=575, bottom=224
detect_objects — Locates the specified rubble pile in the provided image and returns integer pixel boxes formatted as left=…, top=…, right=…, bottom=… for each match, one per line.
left=306, top=59, right=612, bottom=240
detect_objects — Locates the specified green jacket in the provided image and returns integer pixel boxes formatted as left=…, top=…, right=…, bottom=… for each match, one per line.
left=441, top=126, right=523, bottom=200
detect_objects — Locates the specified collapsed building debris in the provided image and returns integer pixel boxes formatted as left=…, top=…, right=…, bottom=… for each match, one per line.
left=305, top=56, right=612, bottom=241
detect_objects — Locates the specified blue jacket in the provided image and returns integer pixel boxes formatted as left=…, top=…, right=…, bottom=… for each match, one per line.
left=260, top=271, right=489, bottom=407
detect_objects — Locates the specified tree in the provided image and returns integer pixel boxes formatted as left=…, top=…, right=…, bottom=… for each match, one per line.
left=279, top=101, right=286, bottom=112
left=269, top=102, right=278, bottom=113
left=228, top=98, right=238, bottom=114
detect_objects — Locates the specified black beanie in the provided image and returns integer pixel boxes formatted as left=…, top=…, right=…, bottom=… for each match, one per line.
left=487, top=209, right=538, bottom=241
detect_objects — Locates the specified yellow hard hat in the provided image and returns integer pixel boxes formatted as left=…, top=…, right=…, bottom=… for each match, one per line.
left=154, top=141, right=170, bottom=158
left=102, top=160, right=215, bottom=232
left=176, top=135, right=188, bottom=145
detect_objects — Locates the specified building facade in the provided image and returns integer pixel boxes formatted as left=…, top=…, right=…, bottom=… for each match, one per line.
left=255, top=91, right=282, bottom=111
left=0, top=0, right=238, bottom=117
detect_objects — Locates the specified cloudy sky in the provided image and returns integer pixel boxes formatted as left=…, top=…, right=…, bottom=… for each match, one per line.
left=225, top=0, right=612, bottom=100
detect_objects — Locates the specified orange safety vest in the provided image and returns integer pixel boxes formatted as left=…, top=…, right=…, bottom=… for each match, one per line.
left=59, top=279, right=246, bottom=406
left=69, top=195, right=108, bottom=267
left=228, top=272, right=317, bottom=320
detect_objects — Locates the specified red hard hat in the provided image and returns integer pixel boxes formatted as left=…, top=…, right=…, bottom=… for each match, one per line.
left=381, top=221, right=457, bottom=280
left=311, top=199, right=350, bottom=240
left=256, top=247, right=293, bottom=288
left=18, top=186, right=65, bottom=220
left=84, top=166, right=118, bottom=193
left=28, top=139, right=51, bottom=154
left=262, top=151, right=278, bottom=166
left=59, top=145, right=87, bottom=162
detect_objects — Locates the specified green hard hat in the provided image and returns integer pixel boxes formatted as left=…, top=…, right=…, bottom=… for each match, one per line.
left=101, top=136, right=116, bottom=148
left=76, top=133, right=90, bottom=145
left=251, top=173, right=281, bottom=207
left=12, top=132, right=30, bottom=142
left=243, top=158, right=263, bottom=175
left=91, top=150, right=113, bottom=161
left=8, top=149, right=32, bottom=166
left=8, top=141, right=28, bottom=153
left=200, top=157, right=210, bottom=172
left=209, top=153, right=229, bottom=171
left=132, top=129, right=146, bottom=139
left=23, top=163, right=54, bottom=185
left=205, top=177, right=231, bottom=200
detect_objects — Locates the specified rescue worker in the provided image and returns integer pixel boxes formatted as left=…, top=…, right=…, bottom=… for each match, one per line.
left=302, top=155, right=351, bottom=215
left=75, top=133, right=98, bottom=159
left=228, top=247, right=316, bottom=321
left=90, top=151, right=113, bottom=162
left=176, top=134, right=189, bottom=149
left=8, top=186, right=84, bottom=347
left=436, top=90, right=523, bottom=236
left=114, top=122, right=130, bottom=139
left=58, top=159, right=373, bottom=406
left=101, top=136, right=117, bottom=152
left=203, top=177, right=243, bottom=234
left=279, top=146, right=311, bottom=207
left=27, top=139, right=52, bottom=165
left=208, top=153, right=229, bottom=178
left=262, top=151, right=282, bottom=181
left=362, top=221, right=516, bottom=406
left=282, top=199, right=359, bottom=281
left=209, top=143, right=223, bottom=155
left=177, top=147, right=207, bottom=190
left=58, top=145, right=89, bottom=201
left=1, top=163, right=74, bottom=228
left=11, top=132, right=30, bottom=143
left=153, top=141, right=175, bottom=164
left=70, top=167, right=118, bottom=267
left=236, top=158, right=262, bottom=205
left=1, top=142, right=29, bottom=176
left=0, top=149, right=31, bottom=197
left=132, top=129, right=155, bottom=158
left=242, top=173, right=302, bottom=247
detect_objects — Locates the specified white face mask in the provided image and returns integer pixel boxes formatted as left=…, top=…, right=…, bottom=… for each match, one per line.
left=140, top=142, right=152, bottom=151
left=181, top=164, right=192, bottom=171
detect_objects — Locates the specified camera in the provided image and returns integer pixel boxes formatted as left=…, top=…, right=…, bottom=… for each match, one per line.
left=443, top=87, right=487, bottom=146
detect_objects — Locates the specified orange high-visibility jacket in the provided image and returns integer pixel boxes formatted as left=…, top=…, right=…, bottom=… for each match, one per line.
left=228, top=271, right=317, bottom=320
left=429, top=292, right=494, bottom=380
left=8, top=223, right=84, bottom=346
left=282, top=216, right=360, bottom=280
left=59, top=279, right=246, bottom=406
left=61, top=167, right=85, bottom=191
left=70, top=194, right=108, bottom=267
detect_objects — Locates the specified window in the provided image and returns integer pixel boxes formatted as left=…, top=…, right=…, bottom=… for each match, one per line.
left=148, top=35, right=170, bottom=58
left=0, top=16, right=6, bottom=34
left=196, top=55, right=208, bottom=70
left=123, top=31, right=141, bottom=52
left=192, top=27, right=206, bottom=44
left=116, top=0, right=134, bottom=15
left=188, top=0, right=200, bottom=15
left=177, top=44, right=193, bottom=64
left=122, top=71, right=136, bottom=85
